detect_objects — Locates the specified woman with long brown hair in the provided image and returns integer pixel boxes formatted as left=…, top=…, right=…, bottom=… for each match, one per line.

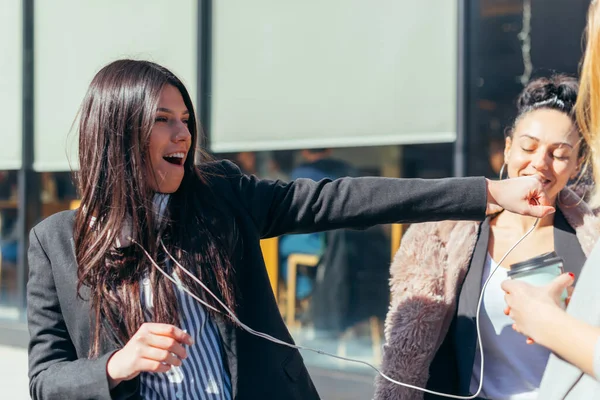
left=501, top=2, right=600, bottom=399
left=27, top=59, right=552, bottom=400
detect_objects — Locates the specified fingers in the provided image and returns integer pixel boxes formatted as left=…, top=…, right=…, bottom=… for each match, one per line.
left=143, top=334, right=188, bottom=360
left=138, top=358, right=175, bottom=374
left=566, top=285, right=574, bottom=307
left=500, top=278, right=522, bottom=293
left=525, top=204, right=555, bottom=218
left=531, top=186, right=552, bottom=207
left=144, top=323, right=194, bottom=345
left=486, top=177, right=556, bottom=218
left=548, top=273, right=575, bottom=297
left=511, top=323, right=535, bottom=344
left=141, top=347, right=183, bottom=367
left=129, top=323, right=191, bottom=373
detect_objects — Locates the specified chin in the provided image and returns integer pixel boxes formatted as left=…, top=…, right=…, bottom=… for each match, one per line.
left=155, top=180, right=183, bottom=194
left=158, top=185, right=182, bottom=194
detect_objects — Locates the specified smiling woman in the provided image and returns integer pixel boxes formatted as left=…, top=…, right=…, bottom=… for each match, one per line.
left=147, top=85, right=192, bottom=193
left=376, top=75, right=599, bottom=400
left=502, top=76, right=586, bottom=203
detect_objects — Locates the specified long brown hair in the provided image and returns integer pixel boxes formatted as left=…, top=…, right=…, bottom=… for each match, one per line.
left=74, top=60, right=237, bottom=357
left=577, top=0, right=600, bottom=206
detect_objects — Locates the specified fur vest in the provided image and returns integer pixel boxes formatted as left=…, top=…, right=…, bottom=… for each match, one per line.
left=374, top=188, right=600, bottom=400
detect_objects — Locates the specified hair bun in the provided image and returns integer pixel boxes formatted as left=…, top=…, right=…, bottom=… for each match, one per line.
left=516, top=75, right=578, bottom=114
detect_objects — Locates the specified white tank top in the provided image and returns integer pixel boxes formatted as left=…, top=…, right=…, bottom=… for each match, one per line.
left=469, top=253, right=551, bottom=399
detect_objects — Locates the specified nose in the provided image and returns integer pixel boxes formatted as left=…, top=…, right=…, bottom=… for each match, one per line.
left=531, top=149, right=550, bottom=171
left=173, top=122, right=191, bottom=143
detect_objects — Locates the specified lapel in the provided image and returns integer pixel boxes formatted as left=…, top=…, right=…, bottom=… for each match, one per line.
left=213, top=316, right=238, bottom=398
left=455, top=218, right=488, bottom=394
left=67, top=237, right=121, bottom=356
left=553, top=208, right=586, bottom=277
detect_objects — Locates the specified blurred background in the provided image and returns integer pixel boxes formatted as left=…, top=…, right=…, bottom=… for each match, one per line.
left=0, top=0, right=591, bottom=398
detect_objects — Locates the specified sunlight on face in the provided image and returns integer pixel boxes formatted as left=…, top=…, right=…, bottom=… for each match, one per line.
left=504, top=109, right=582, bottom=203
left=146, top=85, right=192, bottom=193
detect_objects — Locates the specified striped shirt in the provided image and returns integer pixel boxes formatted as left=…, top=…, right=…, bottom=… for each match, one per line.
left=139, top=273, right=233, bottom=399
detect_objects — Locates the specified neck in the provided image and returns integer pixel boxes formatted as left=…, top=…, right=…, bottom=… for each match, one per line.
left=494, top=207, right=556, bottom=234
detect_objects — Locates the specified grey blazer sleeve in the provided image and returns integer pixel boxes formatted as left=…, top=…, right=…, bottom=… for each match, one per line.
left=27, top=228, right=136, bottom=400
left=218, top=160, right=488, bottom=238
left=537, top=241, right=600, bottom=399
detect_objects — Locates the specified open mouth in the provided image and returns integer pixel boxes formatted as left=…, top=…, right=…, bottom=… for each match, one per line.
left=162, top=152, right=185, bottom=166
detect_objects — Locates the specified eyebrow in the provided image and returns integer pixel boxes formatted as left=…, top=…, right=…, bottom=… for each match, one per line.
left=519, top=134, right=574, bottom=149
left=157, top=107, right=190, bottom=115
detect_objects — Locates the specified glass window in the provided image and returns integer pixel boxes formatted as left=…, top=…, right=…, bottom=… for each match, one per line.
left=215, top=144, right=451, bottom=396
left=0, top=170, right=77, bottom=323
left=0, top=171, right=20, bottom=320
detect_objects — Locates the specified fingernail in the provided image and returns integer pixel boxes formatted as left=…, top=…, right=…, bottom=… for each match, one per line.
left=568, top=272, right=575, bottom=279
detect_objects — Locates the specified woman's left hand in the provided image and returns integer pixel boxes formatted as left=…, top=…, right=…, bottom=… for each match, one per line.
left=501, top=273, right=575, bottom=345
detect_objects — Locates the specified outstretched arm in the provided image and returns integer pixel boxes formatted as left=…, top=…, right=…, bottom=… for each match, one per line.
left=215, top=160, right=552, bottom=238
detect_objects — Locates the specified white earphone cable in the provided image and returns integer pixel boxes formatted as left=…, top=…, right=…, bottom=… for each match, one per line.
left=131, top=216, right=539, bottom=399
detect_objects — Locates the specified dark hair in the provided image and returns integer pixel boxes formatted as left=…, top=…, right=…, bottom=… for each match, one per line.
left=514, top=75, right=579, bottom=127
left=74, top=60, right=237, bottom=357
left=510, top=75, right=588, bottom=159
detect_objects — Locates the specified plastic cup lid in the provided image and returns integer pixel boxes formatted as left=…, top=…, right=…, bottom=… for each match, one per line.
left=507, top=251, right=564, bottom=278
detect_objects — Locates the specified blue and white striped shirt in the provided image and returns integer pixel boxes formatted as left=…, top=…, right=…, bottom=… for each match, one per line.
left=139, top=274, right=233, bottom=399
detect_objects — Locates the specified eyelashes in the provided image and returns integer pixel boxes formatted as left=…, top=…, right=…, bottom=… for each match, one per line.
left=155, top=116, right=189, bottom=125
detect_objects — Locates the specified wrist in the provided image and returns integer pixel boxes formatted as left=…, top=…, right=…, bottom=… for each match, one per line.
left=106, top=350, right=125, bottom=390
left=532, top=305, right=566, bottom=347
left=485, top=179, right=502, bottom=216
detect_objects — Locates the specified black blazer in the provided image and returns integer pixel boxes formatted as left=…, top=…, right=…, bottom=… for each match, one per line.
left=27, top=160, right=488, bottom=400
left=426, top=210, right=587, bottom=399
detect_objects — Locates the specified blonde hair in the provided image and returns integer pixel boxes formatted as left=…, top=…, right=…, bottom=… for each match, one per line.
left=577, top=1, right=600, bottom=206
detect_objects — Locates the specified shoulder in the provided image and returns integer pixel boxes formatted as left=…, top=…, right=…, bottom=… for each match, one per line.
left=196, top=160, right=247, bottom=192
left=198, top=159, right=243, bottom=178
left=391, top=220, right=480, bottom=278
left=29, top=210, right=76, bottom=260
left=558, top=188, right=600, bottom=255
left=32, top=209, right=76, bottom=237
left=400, top=219, right=479, bottom=250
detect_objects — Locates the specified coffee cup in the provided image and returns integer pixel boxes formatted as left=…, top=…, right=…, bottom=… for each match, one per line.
left=507, top=251, right=568, bottom=307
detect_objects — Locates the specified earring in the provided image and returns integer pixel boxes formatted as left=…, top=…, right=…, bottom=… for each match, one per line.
left=499, top=164, right=507, bottom=180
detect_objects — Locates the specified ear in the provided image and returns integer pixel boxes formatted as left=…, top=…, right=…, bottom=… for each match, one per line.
left=504, top=136, right=513, bottom=163
left=571, top=156, right=584, bottom=180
